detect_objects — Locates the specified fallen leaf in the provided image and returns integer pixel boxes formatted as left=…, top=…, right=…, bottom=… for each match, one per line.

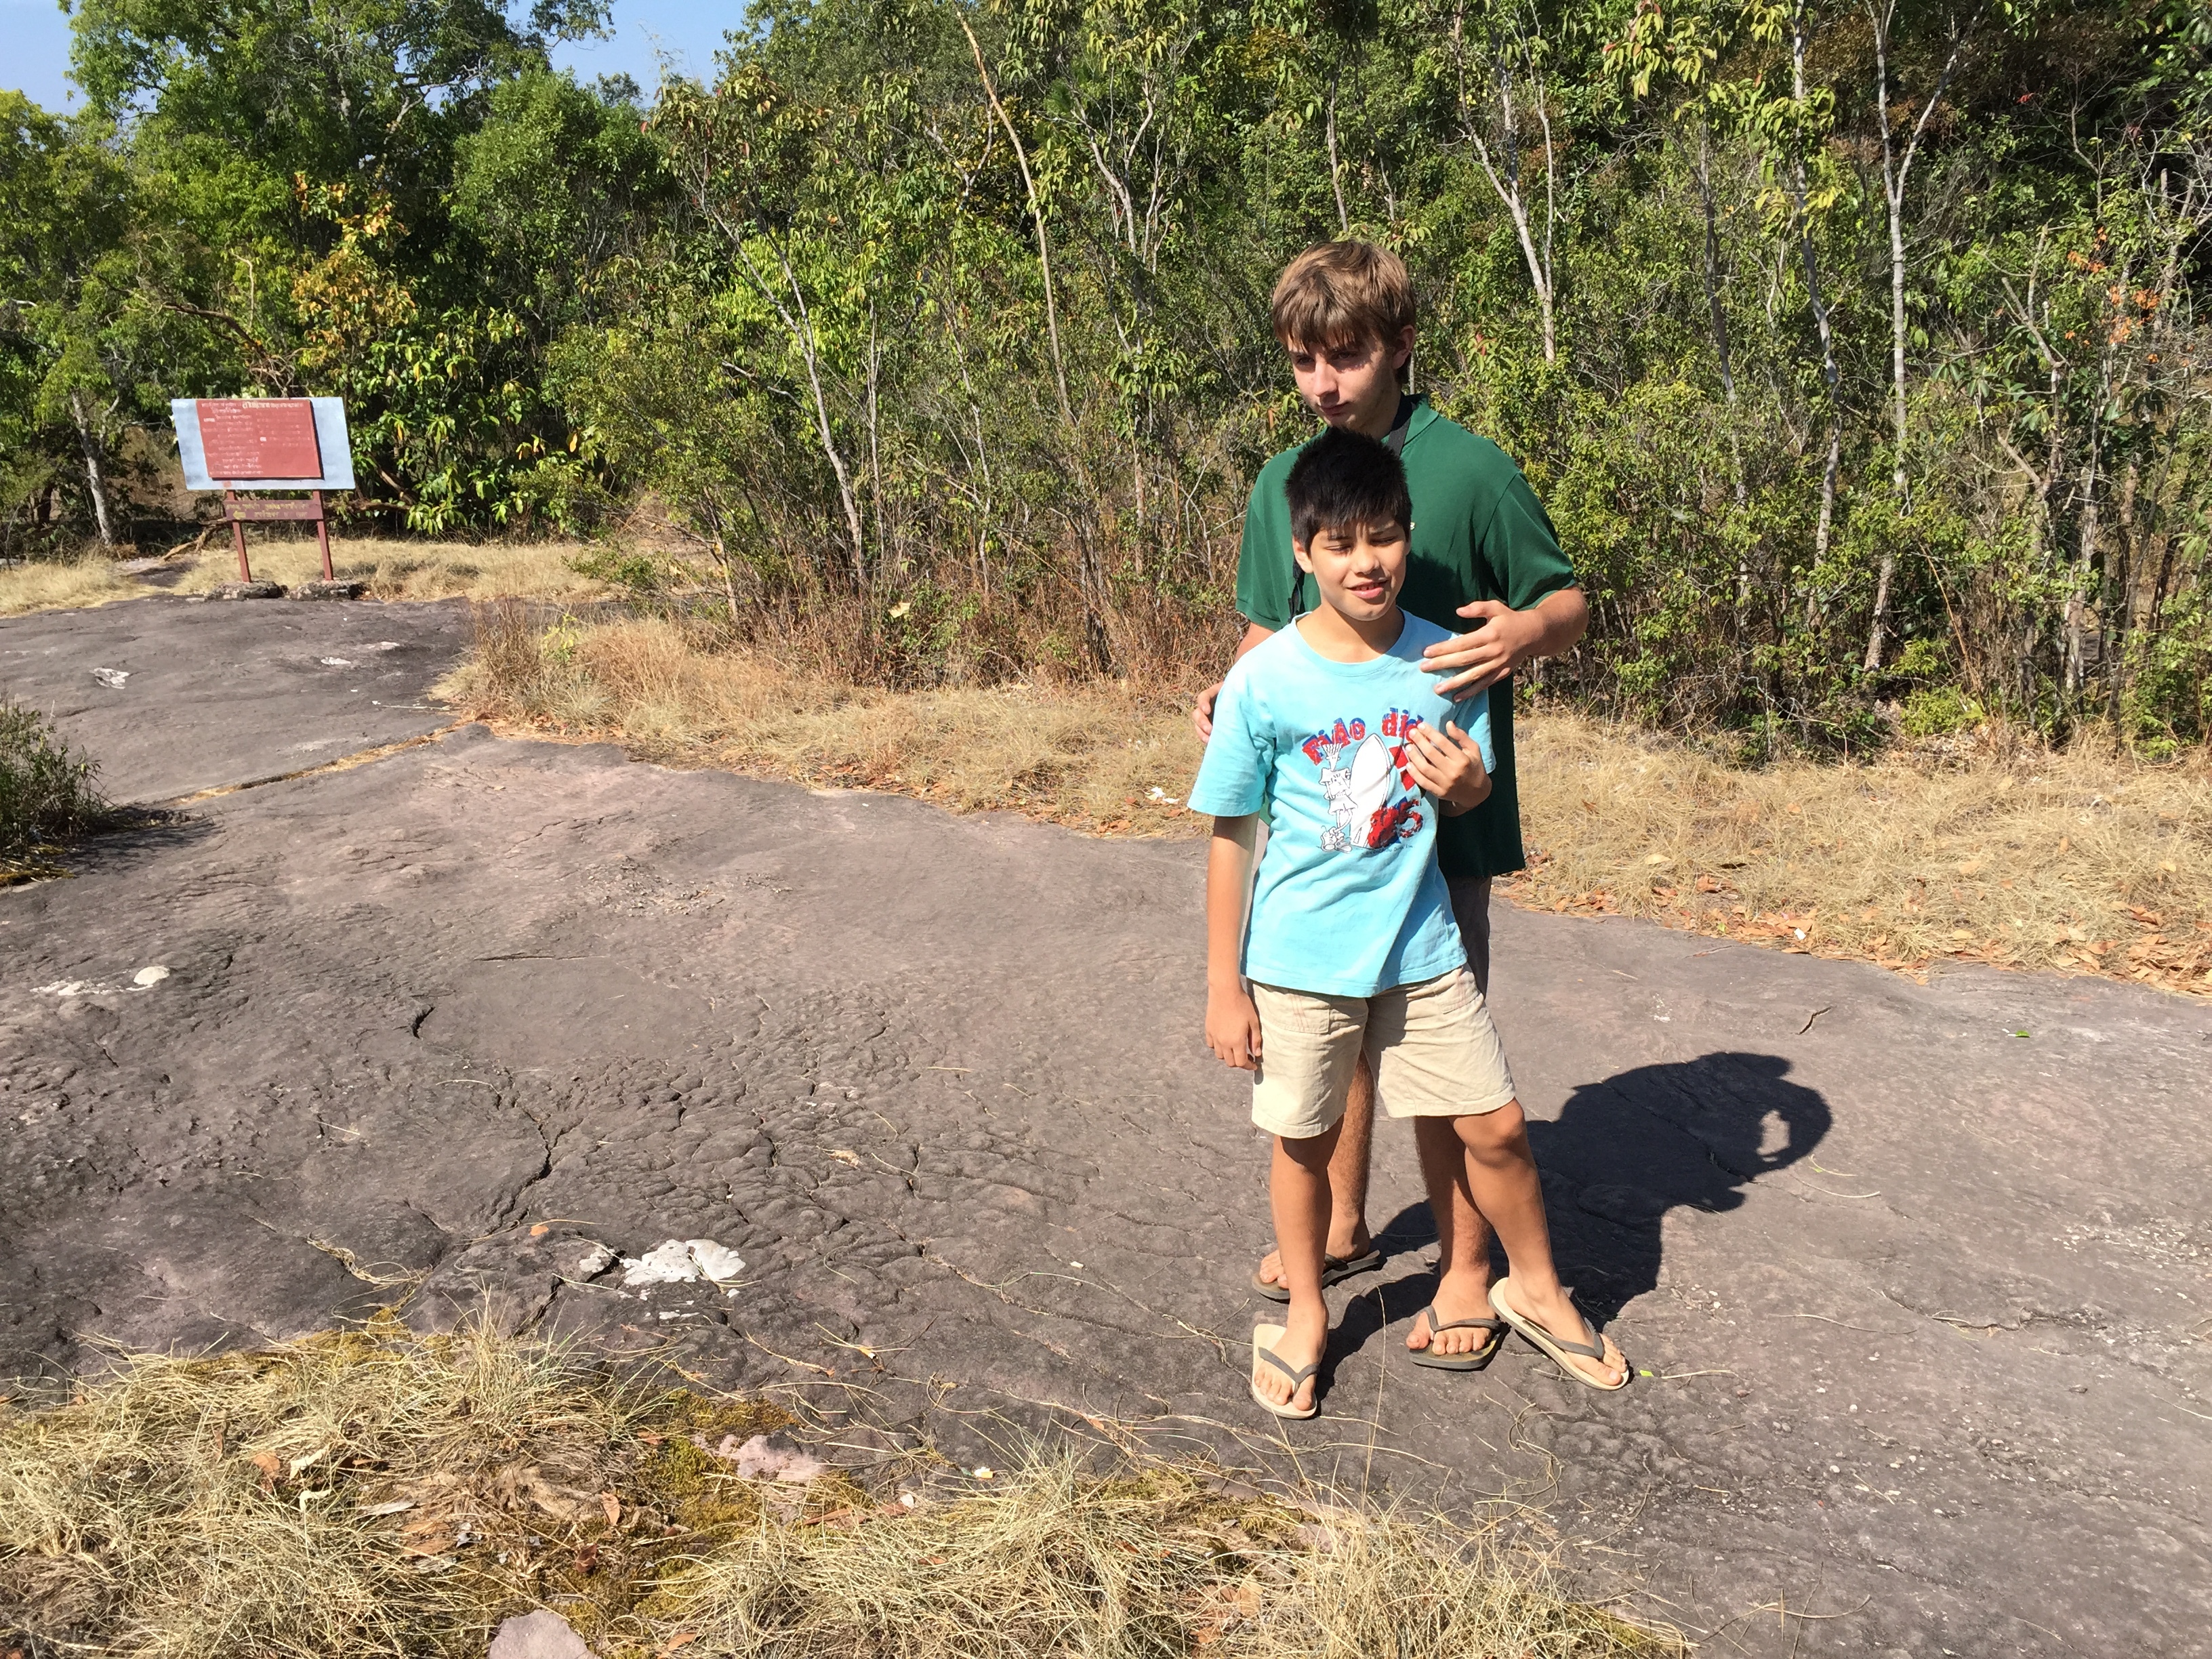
left=827, top=1149, right=861, bottom=1166
left=573, top=1542, right=601, bottom=1574
left=600, top=1490, right=621, bottom=1528
left=2058, top=836, right=2071, bottom=853
left=529, top=1223, right=550, bottom=1237
left=247, top=1450, right=281, bottom=1489
left=661, top=1638, right=699, bottom=1656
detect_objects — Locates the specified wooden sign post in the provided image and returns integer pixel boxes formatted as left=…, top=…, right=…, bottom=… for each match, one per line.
left=171, top=397, right=356, bottom=594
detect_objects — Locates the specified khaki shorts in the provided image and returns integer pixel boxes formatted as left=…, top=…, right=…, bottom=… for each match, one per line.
left=1249, top=966, right=1517, bottom=1142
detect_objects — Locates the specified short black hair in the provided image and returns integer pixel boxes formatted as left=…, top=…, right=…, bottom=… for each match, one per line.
left=1284, top=426, right=1412, bottom=551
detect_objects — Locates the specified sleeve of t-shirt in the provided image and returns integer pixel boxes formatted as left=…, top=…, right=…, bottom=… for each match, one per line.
left=1187, top=661, right=1271, bottom=817
left=1475, top=466, right=1577, bottom=611
left=1233, top=470, right=1296, bottom=631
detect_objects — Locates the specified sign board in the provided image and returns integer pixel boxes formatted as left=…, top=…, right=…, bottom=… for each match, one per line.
left=172, top=397, right=354, bottom=491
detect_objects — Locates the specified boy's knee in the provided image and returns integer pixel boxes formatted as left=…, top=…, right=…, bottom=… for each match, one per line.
left=1275, top=1124, right=1342, bottom=1168
left=1456, top=1100, right=1528, bottom=1156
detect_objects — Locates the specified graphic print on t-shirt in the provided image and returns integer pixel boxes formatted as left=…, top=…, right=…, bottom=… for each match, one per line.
left=1305, top=708, right=1430, bottom=852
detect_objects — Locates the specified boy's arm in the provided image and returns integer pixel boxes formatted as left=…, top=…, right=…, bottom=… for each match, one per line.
left=1204, top=815, right=1265, bottom=1070
left=1421, top=469, right=1586, bottom=699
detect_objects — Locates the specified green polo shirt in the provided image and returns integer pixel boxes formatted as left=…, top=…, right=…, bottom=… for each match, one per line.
left=1233, top=396, right=1576, bottom=880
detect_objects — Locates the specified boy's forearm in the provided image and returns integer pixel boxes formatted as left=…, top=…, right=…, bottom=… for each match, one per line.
left=1206, top=816, right=1259, bottom=987
left=1530, top=586, right=1588, bottom=659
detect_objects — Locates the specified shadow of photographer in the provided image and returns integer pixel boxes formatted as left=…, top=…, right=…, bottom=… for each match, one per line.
left=1325, top=1052, right=1830, bottom=1368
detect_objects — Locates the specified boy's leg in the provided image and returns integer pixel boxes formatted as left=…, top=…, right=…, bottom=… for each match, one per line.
left=1253, top=1059, right=1374, bottom=1289
left=1414, top=1105, right=1626, bottom=1387
left=1255, top=1118, right=1341, bottom=1413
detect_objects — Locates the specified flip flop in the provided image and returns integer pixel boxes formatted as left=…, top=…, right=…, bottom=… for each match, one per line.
left=1488, top=1277, right=1629, bottom=1391
left=1251, top=1246, right=1384, bottom=1303
left=1251, top=1324, right=1322, bottom=1420
left=1406, top=1305, right=1508, bottom=1372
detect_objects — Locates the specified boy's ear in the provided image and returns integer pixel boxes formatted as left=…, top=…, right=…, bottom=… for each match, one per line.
left=1291, top=536, right=1315, bottom=573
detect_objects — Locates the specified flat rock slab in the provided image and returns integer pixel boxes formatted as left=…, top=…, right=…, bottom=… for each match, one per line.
left=1, top=607, right=2207, bottom=1658
left=0, top=593, right=471, bottom=802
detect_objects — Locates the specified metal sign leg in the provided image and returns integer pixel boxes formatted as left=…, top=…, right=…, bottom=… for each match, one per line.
left=312, top=490, right=333, bottom=580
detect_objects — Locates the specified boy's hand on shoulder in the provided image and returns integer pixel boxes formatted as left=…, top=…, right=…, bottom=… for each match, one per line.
left=1404, top=720, right=1492, bottom=815
left=1206, top=982, right=1265, bottom=1071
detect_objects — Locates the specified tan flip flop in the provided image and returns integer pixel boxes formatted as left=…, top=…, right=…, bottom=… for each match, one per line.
left=1251, top=1324, right=1322, bottom=1419
left=1488, top=1277, right=1628, bottom=1391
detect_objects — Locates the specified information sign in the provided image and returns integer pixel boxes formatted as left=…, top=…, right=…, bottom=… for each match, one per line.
left=169, top=396, right=356, bottom=586
left=197, top=398, right=323, bottom=480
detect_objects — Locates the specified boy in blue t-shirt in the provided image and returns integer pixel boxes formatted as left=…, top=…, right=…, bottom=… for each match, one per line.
left=1192, top=427, right=1627, bottom=1418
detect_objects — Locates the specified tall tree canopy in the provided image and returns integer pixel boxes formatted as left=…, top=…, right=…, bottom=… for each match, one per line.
left=3, top=0, right=2209, bottom=750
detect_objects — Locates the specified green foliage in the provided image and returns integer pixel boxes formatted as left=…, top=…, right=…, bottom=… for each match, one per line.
left=0, top=697, right=106, bottom=870
left=1, top=0, right=2207, bottom=745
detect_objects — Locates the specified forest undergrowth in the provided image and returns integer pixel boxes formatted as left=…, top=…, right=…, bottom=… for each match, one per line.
left=442, top=604, right=2211, bottom=999
left=0, top=1322, right=1677, bottom=1659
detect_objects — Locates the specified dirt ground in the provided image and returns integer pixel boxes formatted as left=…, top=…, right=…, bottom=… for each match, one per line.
left=4, top=596, right=2209, bottom=1658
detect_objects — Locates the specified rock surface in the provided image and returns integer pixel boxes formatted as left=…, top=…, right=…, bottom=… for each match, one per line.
left=3, top=599, right=2208, bottom=1658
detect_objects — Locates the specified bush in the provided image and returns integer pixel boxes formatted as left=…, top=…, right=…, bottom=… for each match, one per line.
left=0, top=696, right=104, bottom=872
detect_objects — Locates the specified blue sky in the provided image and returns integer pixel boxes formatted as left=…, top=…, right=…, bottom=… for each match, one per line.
left=1, top=1, right=749, bottom=115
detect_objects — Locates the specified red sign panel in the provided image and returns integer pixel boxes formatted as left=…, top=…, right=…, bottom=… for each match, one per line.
left=198, top=399, right=322, bottom=480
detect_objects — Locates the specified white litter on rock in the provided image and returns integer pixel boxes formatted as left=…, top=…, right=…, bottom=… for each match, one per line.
left=91, top=668, right=129, bottom=688
left=319, top=656, right=355, bottom=668
left=133, top=966, right=169, bottom=987
left=368, top=640, right=402, bottom=651
left=567, top=1242, right=616, bottom=1279
left=619, top=1237, right=745, bottom=1288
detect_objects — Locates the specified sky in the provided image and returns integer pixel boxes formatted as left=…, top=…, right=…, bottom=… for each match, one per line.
left=0, top=1, right=750, bottom=115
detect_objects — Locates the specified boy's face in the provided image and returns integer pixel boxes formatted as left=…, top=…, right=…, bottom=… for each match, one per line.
left=1285, top=326, right=1414, bottom=438
left=1293, top=518, right=1410, bottom=625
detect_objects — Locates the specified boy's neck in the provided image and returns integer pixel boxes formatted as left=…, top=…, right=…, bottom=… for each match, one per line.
left=1296, top=601, right=1406, bottom=663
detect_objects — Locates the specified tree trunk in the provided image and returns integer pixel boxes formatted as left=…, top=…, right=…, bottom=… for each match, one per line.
left=69, top=390, right=118, bottom=550
left=1326, top=67, right=1351, bottom=234
left=1788, top=4, right=1841, bottom=623
left=960, top=13, right=1076, bottom=432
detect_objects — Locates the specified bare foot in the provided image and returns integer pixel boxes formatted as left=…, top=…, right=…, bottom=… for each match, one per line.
left=1254, top=1223, right=1374, bottom=1292
left=1253, top=1309, right=1327, bottom=1414
left=1495, top=1278, right=1629, bottom=1388
left=1406, top=1267, right=1498, bottom=1357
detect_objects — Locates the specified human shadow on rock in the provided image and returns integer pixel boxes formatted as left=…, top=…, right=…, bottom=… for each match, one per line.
left=1525, top=1051, right=1829, bottom=1321
left=1326, top=1052, right=1828, bottom=1370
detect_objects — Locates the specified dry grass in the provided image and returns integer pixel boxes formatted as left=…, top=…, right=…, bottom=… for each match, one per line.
left=173, top=535, right=619, bottom=604
left=444, top=609, right=2212, bottom=998
left=441, top=607, right=1206, bottom=838
left=0, top=557, right=141, bottom=617
left=1504, top=713, right=2212, bottom=994
left=0, top=1324, right=1675, bottom=1659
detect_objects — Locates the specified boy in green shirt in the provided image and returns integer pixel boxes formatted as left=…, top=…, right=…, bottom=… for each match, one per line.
left=1193, top=240, right=1591, bottom=1370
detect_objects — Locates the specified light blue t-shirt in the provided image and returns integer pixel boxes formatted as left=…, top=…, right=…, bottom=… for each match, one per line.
left=1189, top=614, right=1496, bottom=998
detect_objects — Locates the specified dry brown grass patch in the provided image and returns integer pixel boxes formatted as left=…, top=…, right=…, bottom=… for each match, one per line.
left=0, top=556, right=140, bottom=617
left=174, top=536, right=619, bottom=604
left=441, top=607, right=1207, bottom=838
left=0, top=1325, right=1674, bottom=1659
left=1504, top=713, right=2211, bottom=995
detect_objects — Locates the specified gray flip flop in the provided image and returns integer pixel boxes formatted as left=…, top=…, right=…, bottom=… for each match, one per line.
left=1251, top=1324, right=1322, bottom=1420
left=1407, top=1305, right=1508, bottom=1372
left=1252, top=1246, right=1385, bottom=1303
left=1488, top=1276, right=1629, bottom=1391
